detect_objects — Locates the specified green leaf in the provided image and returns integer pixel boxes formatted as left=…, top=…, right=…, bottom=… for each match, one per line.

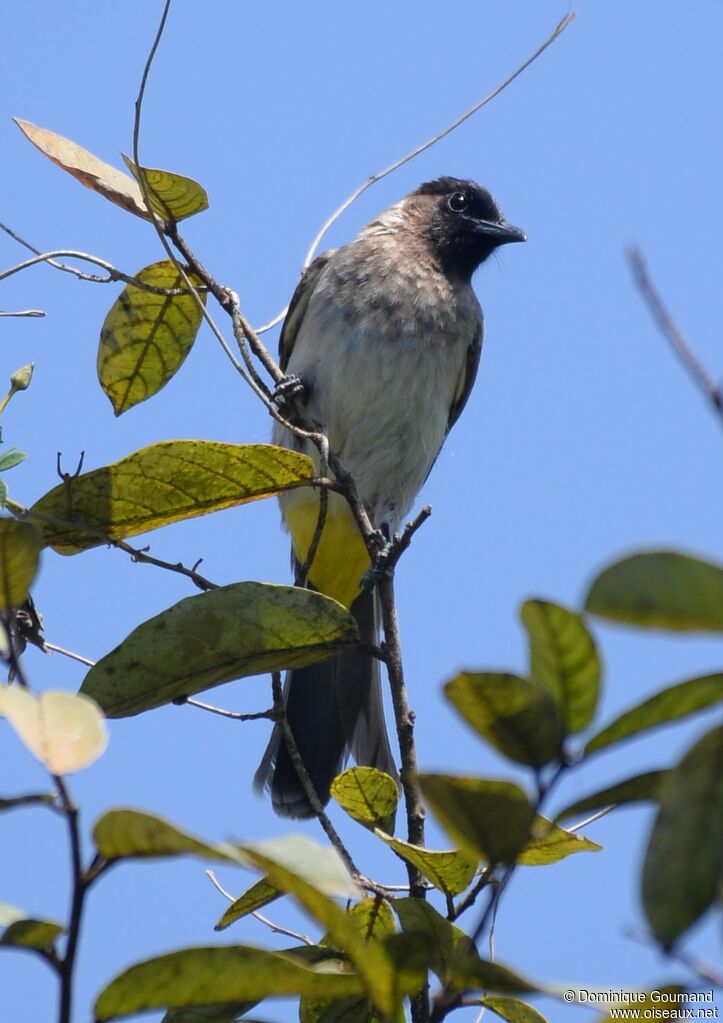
left=14, top=118, right=150, bottom=219
left=214, top=878, right=282, bottom=931
left=418, top=774, right=534, bottom=865
left=396, top=901, right=537, bottom=995
left=0, top=903, right=63, bottom=949
left=80, top=582, right=357, bottom=717
left=642, top=725, right=723, bottom=947
left=122, top=155, right=209, bottom=222
left=94, top=946, right=364, bottom=1021
left=446, top=950, right=539, bottom=996
left=584, top=550, right=723, bottom=631
left=483, top=996, right=548, bottom=1023
left=520, top=600, right=601, bottom=732
left=240, top=835, right=360, bottom=900
left=300, top=900, right=398, bottom=1023
left=93, top=808, right=239, bottom=864
left=375, top=831, right=476, bottom=896
left=0, top=687, right=107, bottom=774
left=555, top=771, right=667, bottom=822
left=516, top=816, right=602, bottom=865
left=98, top=260, right=206, bottom=415
left=445, top=672, right=564, bottom=767
left=0, top=478, right=7, bottom=509
left=0, top=519, right=40, bottom=609
left=240, top=845, right=400, bottom=1016
left=0, top=449, right=27, bottom=472
left=30, top=440, right=315, bottom=554
left=393, top=899, right=473, bottom=984
left=162, top=1006, right=250, bottom=1023
left=585, top=674, right=723, bottom=754
left=331, top=767, right=399, bottom=834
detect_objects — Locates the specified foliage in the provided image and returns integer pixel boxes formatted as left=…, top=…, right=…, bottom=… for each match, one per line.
left=1, top=18, right=721, bottom=1023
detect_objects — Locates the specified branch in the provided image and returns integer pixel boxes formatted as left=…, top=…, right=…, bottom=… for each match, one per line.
left=114, top=538, right=218, bottom=591
left=302, top=13, right=575, bottom=273
left=0, top=230, right=192, bottom=295
left=180, top=696, right=274, bottom=722
left=628, top=246, right=723, bottom=422
left=53, top=775, right=84, bottom=1023
left=206, top=870, right=315, bottom=946
left=0, top=308, right=45, bottom=318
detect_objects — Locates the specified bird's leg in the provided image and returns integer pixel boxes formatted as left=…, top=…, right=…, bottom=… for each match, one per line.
left=271, top=373, right=307, bottom=409
left=362, top=522, right=395, bottom=591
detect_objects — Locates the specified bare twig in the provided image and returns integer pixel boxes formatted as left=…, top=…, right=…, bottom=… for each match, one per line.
left=301, top=13, right=575, bottom=271
left=567, top=804, right=617, bottom=834
left=0, top=308, right=45, bottom=318
left=0, top=236, right=191, bottom=295
left=628, top=246, right=723, bottom=421
left=53, top=774, right=85, bottom=1023
left=182, top=696, right=274, bottom=722
left=450, top=867, right=494, bottom=921
left=43, top=641, right=95, bottom=668
left=270, top=672, right=364, bottom=883
left=206, top=869, right=315, bottom=945
left=114, top=538, right=218, bottom=591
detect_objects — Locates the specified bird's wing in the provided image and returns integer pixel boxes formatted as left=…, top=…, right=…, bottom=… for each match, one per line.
left=446, top=319, right=484, bottom=432
left=278, top=252, right=334, bottom=370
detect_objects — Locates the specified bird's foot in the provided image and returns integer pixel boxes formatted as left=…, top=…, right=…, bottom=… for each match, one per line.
left=271, top=373, right=306, bottom=409
left=361, top=528, right=394, bottom=591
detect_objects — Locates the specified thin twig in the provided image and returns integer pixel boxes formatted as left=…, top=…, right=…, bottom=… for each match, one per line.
left=302, top=13, right=575, bottom=271
left=43, top=641, right=95, bottom=668
left=567, top=804, right=617, bottom=834
left=207, top=869, right=315, bottom=945
left=628, top=246, right=723, bottom=421
left=270, top=672, right=366, bottom=885
left=0, top=239, right=190, bottom=295
left=451, top=867, right=494, bottom=921
left=0, top=308, right=45, bottom=318
left=114, top=538, right=218, bottom=591
left=182, top=696, right=274, bottom=722
left=53, top=774, right=84, bottom=1023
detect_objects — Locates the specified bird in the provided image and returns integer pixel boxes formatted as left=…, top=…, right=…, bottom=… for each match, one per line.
left=255, top=176, right=525, bottom=817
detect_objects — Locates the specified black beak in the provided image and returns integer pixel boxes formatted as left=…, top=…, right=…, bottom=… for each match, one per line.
left=476, top=220, right=527, bottom=245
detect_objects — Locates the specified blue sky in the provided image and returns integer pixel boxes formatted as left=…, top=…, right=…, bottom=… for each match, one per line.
left=1, top=2, right=722, bottom=1021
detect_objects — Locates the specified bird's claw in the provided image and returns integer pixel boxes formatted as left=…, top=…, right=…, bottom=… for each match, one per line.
left=361, top=530, right=394, bottom=591
left=272, top=373, right=305, bottom=408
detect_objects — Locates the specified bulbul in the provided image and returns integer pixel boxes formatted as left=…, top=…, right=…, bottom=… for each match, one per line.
left=255, top=176, right=525, bottom=817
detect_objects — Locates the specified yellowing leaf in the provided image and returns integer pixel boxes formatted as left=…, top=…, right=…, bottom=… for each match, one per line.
left=14, top=118, right=149, bottom=219
left=93, top=808, right=240, bottom=863
left=123, top=155, right=209, bottom=222
left=80, top=583, right=357, bottom=717
left=98, top=260, right=206, bottom=415
left=0, top=687, right=107, bottom=774
left=585, top=674, right=723, bottom=755
left=520, top=600, right=601, bottom=733
left=445, top=672, right=563, bottom=767
left=30, top=441, right=315, bottom=554
left=94, top=946, right=365, bottom=1021
left=516, top=816, right=602, bottom=865
left=585, top=550, right=723, bottom=631
left=419, top=774, right=534, bottom=865
left=0, top=519, right=40, bottom=609
left=214, top=878, right=282, bottom=931
left=0, top=902, right=63, bottom=949
left=375, top=832, right=477, bottom=896
left=331, top=767, right=399, bottom=834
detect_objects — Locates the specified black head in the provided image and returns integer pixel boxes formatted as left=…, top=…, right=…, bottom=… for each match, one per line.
left=413, top=177, right=525, bottom=278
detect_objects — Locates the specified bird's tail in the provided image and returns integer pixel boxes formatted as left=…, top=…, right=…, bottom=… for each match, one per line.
left=254, top=587, right=398, bottom=818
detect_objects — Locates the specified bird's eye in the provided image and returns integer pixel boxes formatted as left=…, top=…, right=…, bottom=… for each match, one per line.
left=447, top=192, right=468, bottom=213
